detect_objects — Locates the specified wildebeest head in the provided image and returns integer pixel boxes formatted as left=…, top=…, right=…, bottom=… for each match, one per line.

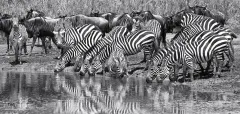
left=171, top=11, right=185, bottom=27
left=186, top=5, right=208, bottom=15
left=26, top=9, right=45, bottom=20
left=0, top=13, right=12, bottom=19
left=89, top=10, right=100, bottom=17
left=130, top=10, right=142, bottom=18
left=164, top=16, right=174, bottom=33
left=53, top=28, right=65, bottom=46
left=139, top=11, right=155, bottom=22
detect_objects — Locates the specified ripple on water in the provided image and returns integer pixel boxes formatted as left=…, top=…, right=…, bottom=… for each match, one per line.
left=0, top=71, right=240, bottom=114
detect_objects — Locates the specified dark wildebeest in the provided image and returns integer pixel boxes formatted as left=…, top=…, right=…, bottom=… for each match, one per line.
left=55, top=14, right=109, bottom=35
left=9, top=17, right=28, bottom=64
left=90, top=12, right=134, bottom=32
left=25, top=9, right=45, bottom=20
left=0, top=13, right=12, bottom=19
left=19, top=17, right=59, bottom=56
left=0, top=18, right=13, bottom=53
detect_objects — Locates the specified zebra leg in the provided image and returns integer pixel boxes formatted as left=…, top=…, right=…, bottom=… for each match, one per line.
left=180, top=65, right=188, bottom=83
left=188, top=67, right=194, bottom=82
left=186, top=60, right=195, bottom=82
left=215, top=54, right=224, bottom=78
left=197, top=62, right=205, bottom=77
left=140, top=51, right=147, bottom=63
left=19, top=44, right=23, bottom=64
left=170, top=65, right=179, bottom=82
left=6, top=34, right=10, bottom=53
left=73, top=56, right=82, bottom=72
left=225, top=43, right=234, bottom=73
left=14, top=43, right=19, bottom=64
left=102, top=63, right=106, bottom=75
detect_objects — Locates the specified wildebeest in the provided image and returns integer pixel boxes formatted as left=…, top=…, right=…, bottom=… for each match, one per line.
left=9, top=17, right=28, bottom=64
left=0, top=18, right=13, bottom=53
left=25, top=9, right=45, bottom=20
left=19, top=17, right=59, bottom=56
left=55, top=14, right=109, bottom=34
left=0, top=13, right=12, bottom=19
left=90, top=12, right=134, bottom=32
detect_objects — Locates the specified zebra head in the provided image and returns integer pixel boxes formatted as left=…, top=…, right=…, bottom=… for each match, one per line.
left=54, top=58, right=67, bottom=72
left=88, top=56, right=102, bottom=76
left=146, top=63, right=159, bottom=83
left=108, top=50, right=127, bottom=78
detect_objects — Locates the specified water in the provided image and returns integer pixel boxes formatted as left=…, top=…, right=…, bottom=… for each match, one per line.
left=0, top=72, right=240, bottom=114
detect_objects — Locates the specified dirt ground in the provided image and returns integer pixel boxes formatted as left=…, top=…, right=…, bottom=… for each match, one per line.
left=0, top=33, right=240, bottom=94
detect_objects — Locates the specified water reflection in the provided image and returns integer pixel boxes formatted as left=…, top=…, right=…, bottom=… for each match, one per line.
left=0, top=72, right=239, bottom=114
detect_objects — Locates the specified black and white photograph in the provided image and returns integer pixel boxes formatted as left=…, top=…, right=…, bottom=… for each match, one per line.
left=0, top=0, right=240, bottom=113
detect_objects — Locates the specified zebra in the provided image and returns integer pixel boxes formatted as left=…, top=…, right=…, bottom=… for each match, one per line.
left=171, top=17, right=222, bottom=43
left=77, top=26, right=130, bottom=75
left=54, top=24, right=100, bottom=58
left=107, top=48, right=128, bottom=78
left=9, top=17, right=28, bottom=64
left=172, top=12, right=219, bottom=28
left=133, top=19, right=166, bottom=51
left=147, top=29, right=235, bottom=83
left=89, top=30, right=156, bottom=76
left=153, top=32, right=231, bottom=83
left=172, top=26, right=237, bottom=73
left=54, top=30, right=103, bottom=72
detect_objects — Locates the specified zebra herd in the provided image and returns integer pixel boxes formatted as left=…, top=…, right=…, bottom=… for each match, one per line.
left=0, top=5, right=237, bottom=84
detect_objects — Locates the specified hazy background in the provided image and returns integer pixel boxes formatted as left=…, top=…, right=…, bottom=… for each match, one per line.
left=0, top=0, right=239, bottom=43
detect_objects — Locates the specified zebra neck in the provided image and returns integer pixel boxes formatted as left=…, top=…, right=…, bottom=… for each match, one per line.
left=63, top=43, right=86, bottom=62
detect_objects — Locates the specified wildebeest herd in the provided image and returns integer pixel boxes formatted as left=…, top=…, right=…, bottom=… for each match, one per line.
left=0, top=5, right=237, bottom=84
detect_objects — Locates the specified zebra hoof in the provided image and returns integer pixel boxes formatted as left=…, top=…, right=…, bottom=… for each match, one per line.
left=156, top=77, right=163, bottom=83
left=146, top=77, right=153, bottom=83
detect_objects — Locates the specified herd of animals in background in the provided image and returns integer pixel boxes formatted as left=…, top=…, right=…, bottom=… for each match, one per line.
left=0, top=4, right=237, bottom=84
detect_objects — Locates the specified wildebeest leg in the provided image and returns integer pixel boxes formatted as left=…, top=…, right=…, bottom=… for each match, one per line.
left=6, top=34, right=10, bottom=53
left=73, top=55, right=83, bottom=72
left=40, top=37, right=48, bottom=54
left=28, top=35, right=37, bottom=56
left=23, top=42, right=27, bottom=55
